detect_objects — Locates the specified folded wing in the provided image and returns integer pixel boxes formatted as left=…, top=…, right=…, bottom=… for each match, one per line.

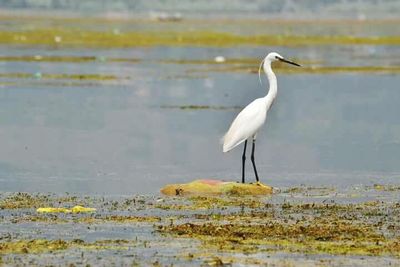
left=222, top=98, right=267, bottom=152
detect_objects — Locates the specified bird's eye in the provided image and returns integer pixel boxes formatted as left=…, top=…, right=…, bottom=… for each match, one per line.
left=275, top=56, right=279, bottom=59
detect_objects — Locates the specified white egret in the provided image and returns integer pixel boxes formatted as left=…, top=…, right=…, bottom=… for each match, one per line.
left=222, top=52, right=300, bottom=183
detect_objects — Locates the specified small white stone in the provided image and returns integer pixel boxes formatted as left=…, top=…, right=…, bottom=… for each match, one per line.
left=54, top=36, right=62, bottom=43
left=214, top=56, right=226, bottom=63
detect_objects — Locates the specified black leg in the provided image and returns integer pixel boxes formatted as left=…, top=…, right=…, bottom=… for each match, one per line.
left=241, top=140, right=247, bottom=183
left=251, top=139, right=260, bottom=182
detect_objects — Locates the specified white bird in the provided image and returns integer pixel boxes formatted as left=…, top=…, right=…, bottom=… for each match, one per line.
left=222, top=52, right=300, bottom=183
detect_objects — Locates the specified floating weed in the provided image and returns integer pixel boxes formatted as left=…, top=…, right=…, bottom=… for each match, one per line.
left=0, top=193, right=101, bottom=212
left=0, top=55, right=140, bottom=63
left=0, top=193, right=50, bottom=209
left=76, top=215, right=161, bottom=224
left=160, top=105, right=242, bottom=111
left=158, top=219, right=400, bottom=256
left=0, top=73, right=117, bottom=80
left=372, top=184, right=400, bottom=192
left=160, top=218, right=382, bottom=242
left=188, top=64, right=400, bottom=74
left=155, top=196, right=264, bottom=210
left=159, top=58, right=259, bottom=65
left=1, top=29, right=400, bottom=47
left=0, top=239, right=70, bottom=254
left=189, top=196, right=265, bottom=209
left=1, top=190, right=399, bottom=263
left=158, top=199, right=400, bottom=257
left=283, top=186, right=336, bottom=196
left=3, top=214, right=161, bottom=224
left=0, top=239, right=132, bottom=254
left=163, top=74, right=207, bottom=80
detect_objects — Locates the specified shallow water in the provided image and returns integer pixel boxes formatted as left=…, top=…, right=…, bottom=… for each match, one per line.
left=0, top=17, right=400, bottom=194
left=0, top=185, right=399, bottom=266
left=1, top=14, right=400, bottom=266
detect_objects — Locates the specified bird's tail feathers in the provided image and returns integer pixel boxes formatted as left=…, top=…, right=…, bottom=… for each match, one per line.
left=221, top=132, right=233, bottom=153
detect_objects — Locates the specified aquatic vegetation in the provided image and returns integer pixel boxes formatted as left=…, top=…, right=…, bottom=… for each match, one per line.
left=158, top=197, right=400, bottom=257
left=372, top=184, right=400, bottom=191
left=0, top=239, right=70, bottom=254
left=76, top=215, right=161, bottom=224
left=0, top=239, right=132, bottom=254
left=3, top=30, right=400, bottom=47
left=1, top=13, right=400, bottom=265
left=160, top=58, right=259, bottom=65
left=0, top=193, right=100, bottom=210
left=188, top=64, right=400, bottom=74
left=0, top=55, right=140, bottom=63
left=0, top=73, right=117, bottom=80
left=159, top=218, right=400, bottom=256
left=1, top=22, right=400, bottom=48
left=0, top=193, right=50, bottom=209
left=160, top=105, right=242, bottom=111
left=189, top=196, right=266, bottom=209
left=0, top=187, right=399, bottom=265
left=159, top=57, right=400, bottom=74
left=156, top=194, right=266, bottom=211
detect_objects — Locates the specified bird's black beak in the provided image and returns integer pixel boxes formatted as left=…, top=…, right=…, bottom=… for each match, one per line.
left=279, top=57, right=301, bottom=67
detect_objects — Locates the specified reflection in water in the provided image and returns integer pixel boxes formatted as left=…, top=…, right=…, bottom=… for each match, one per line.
left=0, top=45, right=399, bottom=193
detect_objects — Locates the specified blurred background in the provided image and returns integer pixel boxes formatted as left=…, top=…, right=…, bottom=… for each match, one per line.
left=1, top=0, right=400, bottom=19
left=0, top=0, right=399, bottom=194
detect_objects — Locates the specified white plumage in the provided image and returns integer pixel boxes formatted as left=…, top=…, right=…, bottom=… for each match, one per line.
left=223, top=98, right=268, bottom=152
left=222, top=52, right=300, bottom=183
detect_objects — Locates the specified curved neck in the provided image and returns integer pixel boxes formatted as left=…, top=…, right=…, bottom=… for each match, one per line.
left=264, top=61, right=277, bottom=100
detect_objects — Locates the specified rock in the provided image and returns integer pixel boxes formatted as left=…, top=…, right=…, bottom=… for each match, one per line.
left=160, top=179, right=273, bottom=196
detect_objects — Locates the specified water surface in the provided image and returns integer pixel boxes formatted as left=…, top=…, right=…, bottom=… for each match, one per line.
left=0, top=17, right=399, bottom=194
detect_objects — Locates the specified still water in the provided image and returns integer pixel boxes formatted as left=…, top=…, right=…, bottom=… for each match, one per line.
left=0, top=23, right=399, bottom=194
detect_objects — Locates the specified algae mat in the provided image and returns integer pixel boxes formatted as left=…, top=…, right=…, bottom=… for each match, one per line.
left=0, top=185, right=400, bottom=266
left=1, top=16, right=400, bottom=48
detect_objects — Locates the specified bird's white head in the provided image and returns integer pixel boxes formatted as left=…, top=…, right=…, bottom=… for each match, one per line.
left=266, top=52, right=284, bottom=62
left=258, top=52, right=301, bottom=85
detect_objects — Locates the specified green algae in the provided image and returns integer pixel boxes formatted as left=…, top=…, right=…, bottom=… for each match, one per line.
left=162, top=219, right=382, bottom=242
left=189, top=196, right=265, bottom=209
left=154, top=55, right=400, bottom=75
left=0, top=55, right=140, bottom=63
left=160, top=105, right=242, bottom=111
left=1, top=16, right=400, bottom=53
left=160, top=58, right=260, bottom=65
left=0, top=239, right=131, bottom=255
left=189, top=64, right=400, bottom=74
left=3, top=214, right=161, bottom=225
left=372, top=184, right=400, bottom=191
left=76, top=215, right=161, bottom=224
left=0, top=55, right=98, bottom=62
left=160, top=57, right=400, bottom=74
left=156, top=196, right=265, bottom=210
left=158, top=198, right=400, bottom=257
left=1, top=188, right=399, bottom=265
left=0, top=193, right=49, bottom=209
left=0, top=193, right=98, bottom=210
left=0, top=239, right=70, bottom=254
left=0, top=72, right=117, bottom=80
left=1, top=28, right=400, bottom=48
left=159, top=220, right=400, bottom=257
